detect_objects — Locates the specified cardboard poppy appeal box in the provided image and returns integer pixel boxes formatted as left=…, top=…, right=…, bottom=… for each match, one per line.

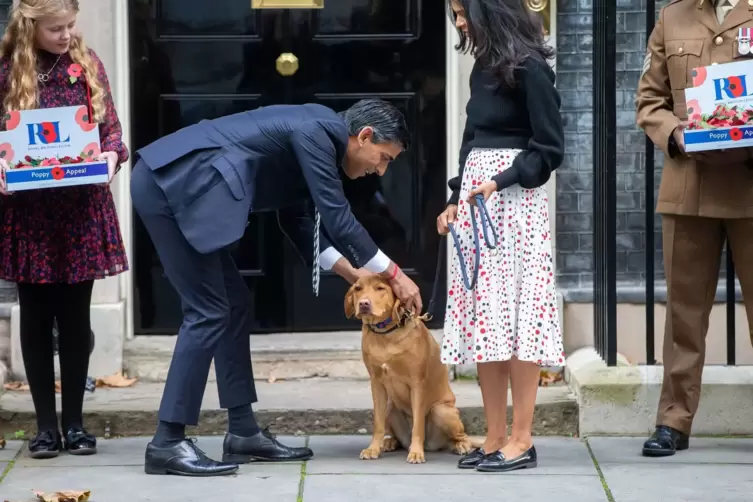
left=683, top=59, right=753, bottom=152
left=0, top=105, right=108, bottom=192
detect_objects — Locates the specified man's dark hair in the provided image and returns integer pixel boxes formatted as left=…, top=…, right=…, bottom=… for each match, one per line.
left=448, top=0, right=555, bottom=88
left=339, top=99, right=411, bottom=150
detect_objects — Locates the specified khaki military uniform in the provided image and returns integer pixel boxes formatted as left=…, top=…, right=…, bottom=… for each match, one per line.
left=636, top=0, right=753, bottom=435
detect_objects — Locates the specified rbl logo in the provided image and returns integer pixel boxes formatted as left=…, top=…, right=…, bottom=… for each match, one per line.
left=26, top=121, right=71, bottom=145
left=714, top=75, right=749, bottom=100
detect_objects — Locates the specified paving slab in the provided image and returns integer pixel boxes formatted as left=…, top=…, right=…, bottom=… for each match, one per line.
left=588, top=436, right=753, bottom=465
left=0, top=464, right=302, bottom=502
left=590, top=437, right=753, bottom=501
left=303, top=473, right=608, bottom=502
left=0, top=441, right=22, bottom=461
left=13, top=435, right=305, bottom=468
left=599, top=464, right=753, bottom=502
left=307, top=435, right=598, bottom=476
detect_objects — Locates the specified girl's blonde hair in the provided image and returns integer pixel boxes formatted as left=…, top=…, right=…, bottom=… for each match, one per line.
left=0, top=0, right=105, bottom=122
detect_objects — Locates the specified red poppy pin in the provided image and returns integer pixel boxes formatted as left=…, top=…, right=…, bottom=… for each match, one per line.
left=67, top=63, right=83, bottom=84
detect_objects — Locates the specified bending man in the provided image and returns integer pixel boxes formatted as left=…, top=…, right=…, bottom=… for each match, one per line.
left=131, top=99, right=421, bottom=476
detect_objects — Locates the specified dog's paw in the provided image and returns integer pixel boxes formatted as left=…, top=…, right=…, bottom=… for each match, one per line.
left=360, top=446, right=382, bottom=460
left=406, top=450, right=426, bottom=464
left=382, top=437, right=399, bottom=452
left=451, top=438, right=473, bottom=455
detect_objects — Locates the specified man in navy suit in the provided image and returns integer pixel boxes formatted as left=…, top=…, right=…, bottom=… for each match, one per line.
left=131, top=99, right=421, bottom=477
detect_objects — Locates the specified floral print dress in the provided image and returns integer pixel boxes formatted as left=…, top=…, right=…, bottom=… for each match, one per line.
left=0, top=49, right=129, bottom=284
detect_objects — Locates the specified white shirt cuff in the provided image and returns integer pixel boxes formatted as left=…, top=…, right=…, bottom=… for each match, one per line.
left=319, top=247, right=343, bottom=271
left=363, top=249, right=391, bottom=274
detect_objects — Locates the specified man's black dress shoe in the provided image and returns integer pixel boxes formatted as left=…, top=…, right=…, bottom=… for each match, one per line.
left=475, top=446, right=538, bottom=473
left=145, top=439, right=239, bottom=476
left=63, top=427, right=97, bottom=456
left=29, top=430, right=62, bottom=459
left=642, top=425, right=689, bottom=457
left=457, top=448, right=486, bottom=469
left=223, top=428, right=314, bottom=463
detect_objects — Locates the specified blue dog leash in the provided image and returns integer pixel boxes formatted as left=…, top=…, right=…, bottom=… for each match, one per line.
left=425, top=194, right=498, bottom=318
left=448, top=194, right=498, bottom=291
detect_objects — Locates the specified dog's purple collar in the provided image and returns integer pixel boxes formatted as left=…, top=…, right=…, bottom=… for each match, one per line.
left=368, top=316, right=400, bottom=335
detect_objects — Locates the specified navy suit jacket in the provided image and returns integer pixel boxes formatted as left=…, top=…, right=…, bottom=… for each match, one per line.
left=136, top=103, right=384, bottom=271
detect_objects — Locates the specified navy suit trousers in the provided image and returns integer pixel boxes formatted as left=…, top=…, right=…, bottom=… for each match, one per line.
left=131, top=160, right=257, bottom=425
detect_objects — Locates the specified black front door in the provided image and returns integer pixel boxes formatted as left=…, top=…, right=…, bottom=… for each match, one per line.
left=129, top=0, right=447, bottom=334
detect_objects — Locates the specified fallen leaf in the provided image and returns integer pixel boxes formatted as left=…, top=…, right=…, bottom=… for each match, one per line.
left=538, top=369, right=563, bottom=387
left=33, top=490, right=91, bottom=502
left=0, top=438, right=5, bottom=448
left=268, top=376, right=277, bottom=383
left=3, top=381, right=29, bottom=391
left=95, top=371, right=137, bottom=388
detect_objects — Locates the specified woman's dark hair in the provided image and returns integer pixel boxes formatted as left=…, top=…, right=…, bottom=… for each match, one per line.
left=339, top=99, right=411, bottom=150
left=448, top=0, right=555, bottom=87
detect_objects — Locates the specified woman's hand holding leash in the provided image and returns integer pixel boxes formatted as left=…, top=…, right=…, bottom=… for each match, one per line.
left=467, top=180, right=498, bottom=204
left=437, top=204, right=458, bottom=235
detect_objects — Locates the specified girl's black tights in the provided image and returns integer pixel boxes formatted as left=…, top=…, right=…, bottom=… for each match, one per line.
left=17, top=281, right=94, bottom=433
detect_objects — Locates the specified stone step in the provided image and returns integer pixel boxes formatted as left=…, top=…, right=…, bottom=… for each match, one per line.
left=124, top=332, right=373, bottom=382
left=0, top=379, right=578, bottom=438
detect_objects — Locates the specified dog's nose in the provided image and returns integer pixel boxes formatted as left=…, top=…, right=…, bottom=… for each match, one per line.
left=358, top=299, right=372, bottom=313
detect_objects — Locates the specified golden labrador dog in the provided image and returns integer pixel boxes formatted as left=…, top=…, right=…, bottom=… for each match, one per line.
left=344, top=275, right=482, bottom=464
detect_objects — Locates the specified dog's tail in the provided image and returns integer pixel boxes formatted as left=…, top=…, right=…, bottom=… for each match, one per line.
left=468, top=435, right=485, bottom=449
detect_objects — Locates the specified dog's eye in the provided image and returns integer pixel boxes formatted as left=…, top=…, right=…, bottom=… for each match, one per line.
left=354, top=286, right=363, bottom=292
left=375, top=286, right=386, bottom=291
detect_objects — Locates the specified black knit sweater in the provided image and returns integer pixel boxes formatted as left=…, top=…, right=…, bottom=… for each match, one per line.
left=448, top=55, right=565, bottom=205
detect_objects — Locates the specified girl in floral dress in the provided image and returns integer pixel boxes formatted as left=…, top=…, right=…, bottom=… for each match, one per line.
left=0, top=0, right=129, bottom=459
left=437, top=0, right=565, bottom=473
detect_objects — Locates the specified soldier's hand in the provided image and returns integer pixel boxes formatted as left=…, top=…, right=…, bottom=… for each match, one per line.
left=672, top=121, right=689, bottom=154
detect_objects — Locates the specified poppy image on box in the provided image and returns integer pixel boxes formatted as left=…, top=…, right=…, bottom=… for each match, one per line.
left=683, top=59, right=753, bottom=152
left=0, top=105, right=108, bottom=192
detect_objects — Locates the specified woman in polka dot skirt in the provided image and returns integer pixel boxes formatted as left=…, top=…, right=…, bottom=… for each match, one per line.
left=437, top=0, right=565, bottom=473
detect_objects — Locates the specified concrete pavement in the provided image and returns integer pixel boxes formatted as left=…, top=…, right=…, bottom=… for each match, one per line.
left=2, top=435, right=753, bottom=501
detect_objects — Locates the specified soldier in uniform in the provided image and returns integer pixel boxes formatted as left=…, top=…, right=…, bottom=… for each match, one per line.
left=636, top=0, right=753, bottom=457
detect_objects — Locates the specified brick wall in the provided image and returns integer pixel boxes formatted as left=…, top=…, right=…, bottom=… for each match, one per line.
left=555, top=0, right=670, bottom=300
left=0, top=0, right=14, bottom=304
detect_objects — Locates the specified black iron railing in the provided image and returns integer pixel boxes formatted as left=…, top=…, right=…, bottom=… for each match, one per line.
left=594, top=0, right=738, bottom=367
left=644, top=0, right=656, bottom=366
left=592, top=0, right=617, bottom=366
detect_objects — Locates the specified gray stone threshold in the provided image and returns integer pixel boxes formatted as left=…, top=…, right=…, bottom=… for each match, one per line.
left=0, top=379, right=577, bottom=438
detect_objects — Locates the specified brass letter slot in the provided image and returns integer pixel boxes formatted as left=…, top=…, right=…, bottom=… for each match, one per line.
left=252, top=0, right=323, bottom=8
left=525, top=0, right=550, bottom=36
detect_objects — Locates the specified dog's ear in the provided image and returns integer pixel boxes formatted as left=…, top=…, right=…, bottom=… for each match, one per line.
left=344, top=284, right=356, bottom=319
left=391, top=297, right=405, bottom=321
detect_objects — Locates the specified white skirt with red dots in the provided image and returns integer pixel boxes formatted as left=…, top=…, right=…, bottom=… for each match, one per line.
left=441, top=148, right=565, bottom=367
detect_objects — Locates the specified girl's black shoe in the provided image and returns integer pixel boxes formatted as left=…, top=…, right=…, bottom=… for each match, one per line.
left=29, top=430, right=62, bottom=459
left=63, top=426, right=97, bottom=455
